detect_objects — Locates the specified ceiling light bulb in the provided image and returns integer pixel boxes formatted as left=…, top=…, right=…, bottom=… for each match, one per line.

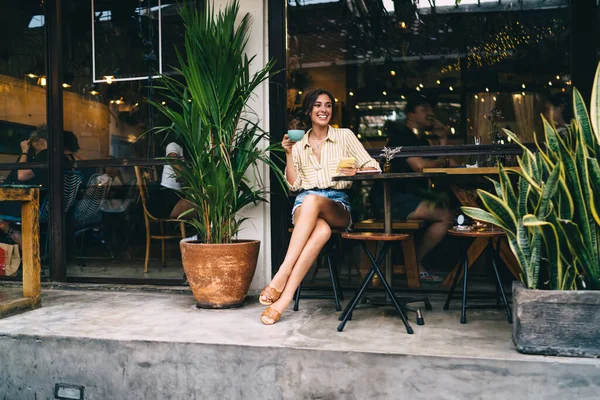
left=390, top=70, right=396, bottom=76
left=104, top=76, right=115, bottom=84
left=449, top=86, right=454, bottom=91
left=349, top=91, right=354, bottom=96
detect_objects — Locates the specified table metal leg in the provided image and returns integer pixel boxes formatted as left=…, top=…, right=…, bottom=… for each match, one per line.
left=383, top=181, right=393, bottom=292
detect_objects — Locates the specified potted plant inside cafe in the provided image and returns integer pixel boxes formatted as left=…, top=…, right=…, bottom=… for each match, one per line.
left=461, top=62, right=600, bottom=358
left=149, top=1, right=284, bottom=308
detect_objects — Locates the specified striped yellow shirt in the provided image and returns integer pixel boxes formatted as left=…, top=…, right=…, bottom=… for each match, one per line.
left=287, top=126, right=380, bottom=192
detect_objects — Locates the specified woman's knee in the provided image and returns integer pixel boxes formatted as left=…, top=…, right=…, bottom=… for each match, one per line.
left=313, top=219, right=332, bottom=242
left=301, top=194, right=322, bottom=209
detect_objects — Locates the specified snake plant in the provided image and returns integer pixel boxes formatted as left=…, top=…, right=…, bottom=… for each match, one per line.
left=462, top=62, right=600, bottom=291
left=148, top=1, right=285, bottom=244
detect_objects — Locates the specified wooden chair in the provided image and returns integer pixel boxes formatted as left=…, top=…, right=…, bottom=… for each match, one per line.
left=353, top=218, right=425, bottom=288
left=134, top=166, right=186, bottom=273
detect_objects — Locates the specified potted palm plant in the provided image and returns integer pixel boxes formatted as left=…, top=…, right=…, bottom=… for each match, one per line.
left=462, top=63, right=600, bottom=357
left=149, top=1, right=284, bottom=308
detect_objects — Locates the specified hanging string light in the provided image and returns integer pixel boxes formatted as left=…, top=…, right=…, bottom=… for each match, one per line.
left=441, top=20, right=565, bottom=73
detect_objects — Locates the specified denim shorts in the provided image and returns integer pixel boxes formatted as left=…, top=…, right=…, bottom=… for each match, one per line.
left=291, top=189, right=352, bottom=230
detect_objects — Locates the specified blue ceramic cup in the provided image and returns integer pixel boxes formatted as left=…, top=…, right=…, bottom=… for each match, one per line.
left=287, top=129, right=305, bottom=142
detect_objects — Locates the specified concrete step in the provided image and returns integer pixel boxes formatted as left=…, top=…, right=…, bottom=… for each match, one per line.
left=0, top=289, right=598, bottom=400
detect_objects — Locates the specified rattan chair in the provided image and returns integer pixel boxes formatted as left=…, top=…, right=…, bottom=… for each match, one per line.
left=134, top=166, right=186, bottom=273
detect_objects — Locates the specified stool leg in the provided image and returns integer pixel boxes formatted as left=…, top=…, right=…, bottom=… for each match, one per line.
left=329, top=237, right=345, bottom=301
left=460, top=247, right=469, bottom=324
left=491, top=239, right=512, bottom=323
left=293, top=283, right=302, bottom=312
left=369, top=243, right=413, bottom=334
left=331, top=261, right=344, bottom=301
left=327, top=254, right=342, bottom=311
left=338, top=266, right=376, bottom=332
left=443, top=260, right=462, bottom=311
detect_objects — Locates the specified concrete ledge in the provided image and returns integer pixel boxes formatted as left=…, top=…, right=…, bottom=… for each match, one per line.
left=2, top=334, right=600, bottom=400
left=0, top=289, right=599, bottom=399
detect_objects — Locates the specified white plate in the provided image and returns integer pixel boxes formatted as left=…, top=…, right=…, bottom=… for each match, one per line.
left=453, top=225, right=473, bottom=231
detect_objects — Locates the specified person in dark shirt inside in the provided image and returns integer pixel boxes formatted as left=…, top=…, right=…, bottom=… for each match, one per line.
left=0, top=125, right=49, bottom=246
left=372, top=94, right=457, bottom=282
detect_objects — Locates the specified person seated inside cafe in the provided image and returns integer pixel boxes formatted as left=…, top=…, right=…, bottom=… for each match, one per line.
left=0, top=125, right=49, bottom=246
left=147, top=140, right=195, bottom=219
left=544, top=92, right=573, bottom=138
left=371, top=94, right=458, bottom=283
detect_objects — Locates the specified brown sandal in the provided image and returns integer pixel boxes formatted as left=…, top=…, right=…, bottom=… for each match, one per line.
left=259, top=285, right=282, bottom=306
left=260, top=306, right=282, bottom=325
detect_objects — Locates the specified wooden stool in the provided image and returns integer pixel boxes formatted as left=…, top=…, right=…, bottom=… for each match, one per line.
left=444, top=228, right=513, bottom=324
left=291, top=228, right=344, bottom=311
left=353, top=218, right=425, bottom=289
left=337, top=232, right=428, bottom=334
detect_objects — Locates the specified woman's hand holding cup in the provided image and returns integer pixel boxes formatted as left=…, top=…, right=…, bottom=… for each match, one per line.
left=282, top=134, right=294, bottom=154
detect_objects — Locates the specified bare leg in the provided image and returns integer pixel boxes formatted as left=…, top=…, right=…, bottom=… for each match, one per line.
left=408, top=202, right=454, bottom=263
left=260, top=194, right=349, bottom=303
left=261, top=218, right=332, bottom=323
left=170, top=198, right=195, bottom=219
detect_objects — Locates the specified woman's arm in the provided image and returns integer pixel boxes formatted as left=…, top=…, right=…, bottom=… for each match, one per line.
left=283, top=135, right=303, bottom=191
left=344, top=130, right=381, bottom=171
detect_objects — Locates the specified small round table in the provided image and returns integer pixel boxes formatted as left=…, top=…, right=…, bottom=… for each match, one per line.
left=444, top=228, right=513, bottom=324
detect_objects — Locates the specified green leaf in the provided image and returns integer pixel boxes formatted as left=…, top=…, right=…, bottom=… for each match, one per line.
left=476, top=190, right=518, bottom=232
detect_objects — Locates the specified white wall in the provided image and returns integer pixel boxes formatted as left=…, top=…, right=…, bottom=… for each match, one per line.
left=211, top=0, right=272, bottom=290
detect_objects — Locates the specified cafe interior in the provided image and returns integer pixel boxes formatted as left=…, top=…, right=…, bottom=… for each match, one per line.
left=0, top=0, right=598, bottom=289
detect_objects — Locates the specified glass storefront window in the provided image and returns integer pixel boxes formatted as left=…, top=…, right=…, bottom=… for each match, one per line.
left=287, top=0, right=571, bottom=146
left=0, top=2, right=48, bottom=279
left=59, top=0, right=186, bottom=281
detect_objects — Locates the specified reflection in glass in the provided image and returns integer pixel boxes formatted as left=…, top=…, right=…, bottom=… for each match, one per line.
left=287, top=0, right=571, bottom=146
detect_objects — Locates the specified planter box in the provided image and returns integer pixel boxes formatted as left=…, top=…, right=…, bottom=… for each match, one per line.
left=512, top=281, right=600, bottom=358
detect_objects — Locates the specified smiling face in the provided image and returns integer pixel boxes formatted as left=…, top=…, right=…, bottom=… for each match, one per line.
left=308, top=94, right=333, bottom=128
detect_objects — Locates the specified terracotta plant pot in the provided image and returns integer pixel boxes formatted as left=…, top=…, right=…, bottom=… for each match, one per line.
left=180, top=239, right=260, bottom=308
